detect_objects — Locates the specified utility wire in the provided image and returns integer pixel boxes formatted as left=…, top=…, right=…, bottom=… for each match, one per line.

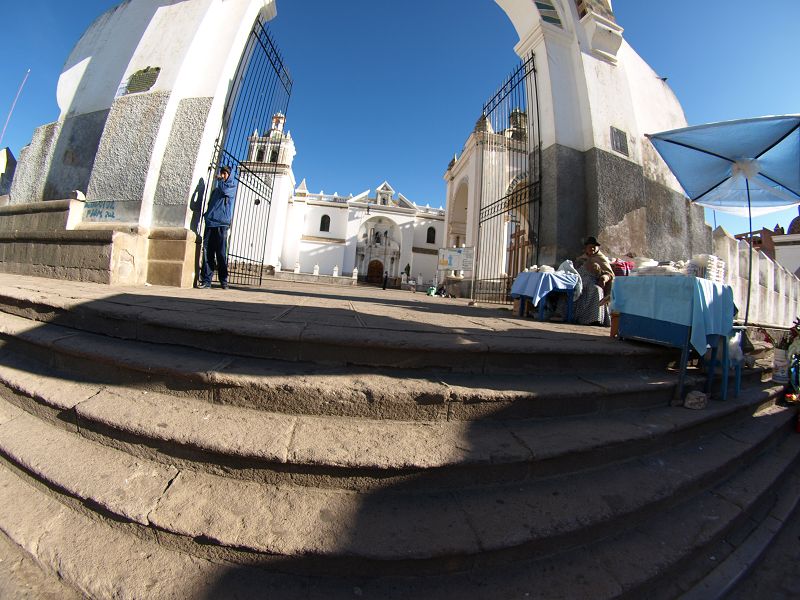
left=0, top=68, right=31, bottom=149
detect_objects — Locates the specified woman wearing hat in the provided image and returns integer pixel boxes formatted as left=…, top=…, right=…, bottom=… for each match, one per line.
left=570, top=236, right=614, bottom=325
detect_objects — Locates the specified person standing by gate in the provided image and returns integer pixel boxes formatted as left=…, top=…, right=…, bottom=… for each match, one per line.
left=198, top=165, right=237, bottom=289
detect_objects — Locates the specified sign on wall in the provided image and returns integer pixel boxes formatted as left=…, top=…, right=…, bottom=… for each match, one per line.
left=438, top=247, right=475, bottom=271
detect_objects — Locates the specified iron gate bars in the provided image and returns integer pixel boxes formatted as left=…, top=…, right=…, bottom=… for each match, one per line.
left=205, top=18, right=292, bottom=286
left=474, top=53, right=542, bottom=305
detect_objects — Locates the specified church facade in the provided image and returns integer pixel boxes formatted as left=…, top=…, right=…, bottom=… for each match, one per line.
left=231, top=117, right=445, bottom=286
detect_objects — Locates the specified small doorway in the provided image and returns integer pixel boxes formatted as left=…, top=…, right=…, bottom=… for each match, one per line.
left=367, top=260, right=384, bottom=284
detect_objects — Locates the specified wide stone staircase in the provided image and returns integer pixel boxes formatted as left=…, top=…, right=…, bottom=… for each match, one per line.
left=0, top=277, right=797, bottom=599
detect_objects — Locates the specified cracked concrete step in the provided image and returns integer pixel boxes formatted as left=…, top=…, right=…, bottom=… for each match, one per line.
left=628, top=437, right=800, bottom=600
left=0, top=310, right=764, bottom=420
left=1, top=427, right=799, bottom=599
left=678, top=471, right=800, bottom=599
left=0, top=396, right=795, bottom=570
left=0, top=352, right=784, bottom=488
left=0, top=290, right=675, bottom=374
left=0, top=531, right=83, bottom=600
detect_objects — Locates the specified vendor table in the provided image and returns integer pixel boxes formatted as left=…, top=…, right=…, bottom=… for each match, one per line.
left=510, top=271, right=579, bottom=322
left=611, top=276, right=736, bottom=401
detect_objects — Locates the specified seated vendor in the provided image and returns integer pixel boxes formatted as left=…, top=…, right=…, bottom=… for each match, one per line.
left=575, top=236, right=614, bottom=297
left=554, top=236, right=613, bottom=326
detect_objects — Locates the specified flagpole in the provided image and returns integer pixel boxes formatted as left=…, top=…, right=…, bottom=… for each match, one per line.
left=0, top=69, right=31, bottom=148
left=745, top=179, right=753, bottom=326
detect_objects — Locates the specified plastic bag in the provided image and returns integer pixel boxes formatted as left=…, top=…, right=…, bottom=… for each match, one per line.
left=557, top=260, right=583, bottom=298
left=729, top=332, right=744, bottom=366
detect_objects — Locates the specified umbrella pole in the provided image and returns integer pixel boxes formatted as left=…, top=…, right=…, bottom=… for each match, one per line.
left=745, top=179, right=753, bottom=326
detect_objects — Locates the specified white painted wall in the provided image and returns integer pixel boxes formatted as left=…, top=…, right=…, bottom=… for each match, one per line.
left=297, top=240, right=346, bottom=275
left=263, top=170, right=296, bottom=266
left=412, top=218, right=444, bottom=248
left=304, top=203, right=349, bottom=239
left=713, top=227, right=800, bottom=327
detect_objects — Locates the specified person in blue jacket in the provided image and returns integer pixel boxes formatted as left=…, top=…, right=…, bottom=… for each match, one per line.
left=198, top=165, right=237, bottom=289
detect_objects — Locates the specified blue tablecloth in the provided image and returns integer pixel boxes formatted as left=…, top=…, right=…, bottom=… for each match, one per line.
left=510, top=271, right=580, bottom=306
left=611, top=276, right=735, bottom=354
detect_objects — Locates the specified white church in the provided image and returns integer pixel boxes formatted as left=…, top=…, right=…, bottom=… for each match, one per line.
left=230, top=114, right=446, bottom=286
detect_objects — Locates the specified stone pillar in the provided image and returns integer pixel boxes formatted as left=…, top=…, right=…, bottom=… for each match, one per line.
left=493, top=0, right=708, bottom=263
left=8, top=0, right=278, bottom=287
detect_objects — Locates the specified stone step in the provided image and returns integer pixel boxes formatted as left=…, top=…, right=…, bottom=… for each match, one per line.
left=0, top=523, right=83, bottom=600
left=0, top=394, right=794, bottom=572
left=0, top=351, right=783, bottom=489
left=0, top=282, right=675, bottom=374
left=1, top=425, right=798, bottom=599
left=0, top=309, right=765, bottom=421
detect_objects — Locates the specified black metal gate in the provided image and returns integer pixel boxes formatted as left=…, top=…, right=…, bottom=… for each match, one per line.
left=473, top=54, right=542, bottom=304
left=206, top=18, right=292, bottom=286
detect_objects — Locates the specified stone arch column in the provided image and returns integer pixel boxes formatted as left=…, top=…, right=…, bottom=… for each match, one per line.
left=491, top=0, right=701, bottom=265
left=80, top=0, right=278, bottom=232
left=10, top=0, right=279, bottom=286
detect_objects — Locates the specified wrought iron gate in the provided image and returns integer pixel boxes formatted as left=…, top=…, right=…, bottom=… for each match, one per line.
left=473, top=54, right=542, bottom=304
left=206, top=18, right=292, bottom=286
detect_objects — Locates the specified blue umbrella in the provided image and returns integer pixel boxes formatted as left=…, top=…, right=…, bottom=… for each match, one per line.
left=647, top=115, right=800, bottom=324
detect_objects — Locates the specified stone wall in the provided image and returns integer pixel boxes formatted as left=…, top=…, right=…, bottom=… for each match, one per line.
left=713, top=227, right=800, bottom=328
left=9, top=123, right=60, bottom=205
left=42, top=109, right=110, bottom=201
left=563, top=146, right=711, bottom=263
left=0, top=200, right=146, bottom=285
left=85, top=92, right=171, bottom=223
left=152, top=97, right=213, bottom=228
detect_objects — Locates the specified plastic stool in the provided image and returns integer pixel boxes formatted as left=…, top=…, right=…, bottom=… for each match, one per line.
left=536, top=289, right=575, bottom=323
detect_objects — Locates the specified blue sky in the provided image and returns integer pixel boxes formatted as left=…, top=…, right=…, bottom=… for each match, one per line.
left=1, top=0, right=798, bottom=235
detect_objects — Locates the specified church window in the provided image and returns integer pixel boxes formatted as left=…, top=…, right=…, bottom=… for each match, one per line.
left=426, top=227, right=436, bottom=244
left=320, top=215, right=331, bottom=232
left=534, top=1, right=563, bottom=27
left=256, top=147, right=265, bottom=162
left=610, top=126, right=629, bottom=156
left=270, top=149, right=280, bottom=163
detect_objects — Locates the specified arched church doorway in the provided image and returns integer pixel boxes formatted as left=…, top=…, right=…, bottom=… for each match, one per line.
left=449, top=180, right=469, bottom=247
left=367, top=260, right=384, bottom=284
left=356, top=217, right=402, bottom=281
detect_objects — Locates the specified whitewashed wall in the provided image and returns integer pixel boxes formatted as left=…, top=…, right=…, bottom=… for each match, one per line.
left=713, top=227, right=800, bottom=327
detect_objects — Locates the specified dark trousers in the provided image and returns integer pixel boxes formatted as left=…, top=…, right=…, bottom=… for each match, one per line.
left=201, top=226, right=229, bottom=285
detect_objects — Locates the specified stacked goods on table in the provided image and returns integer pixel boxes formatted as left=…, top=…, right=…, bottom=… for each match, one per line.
left=626, top=254, right=727, bottom=281
left=686, top=254, right=726, bottom=283
left=629, top=257, right=679, bottom=276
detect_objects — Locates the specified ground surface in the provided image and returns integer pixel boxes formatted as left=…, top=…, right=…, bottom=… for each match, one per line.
left=0, top=274, right=795, bottom=599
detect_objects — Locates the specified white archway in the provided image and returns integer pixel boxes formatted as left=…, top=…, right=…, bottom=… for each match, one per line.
left=356, top=216, right=403, bottom=280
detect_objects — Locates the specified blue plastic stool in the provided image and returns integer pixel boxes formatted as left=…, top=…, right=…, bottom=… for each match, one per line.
left=537, top=289, right=575, bottom=323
